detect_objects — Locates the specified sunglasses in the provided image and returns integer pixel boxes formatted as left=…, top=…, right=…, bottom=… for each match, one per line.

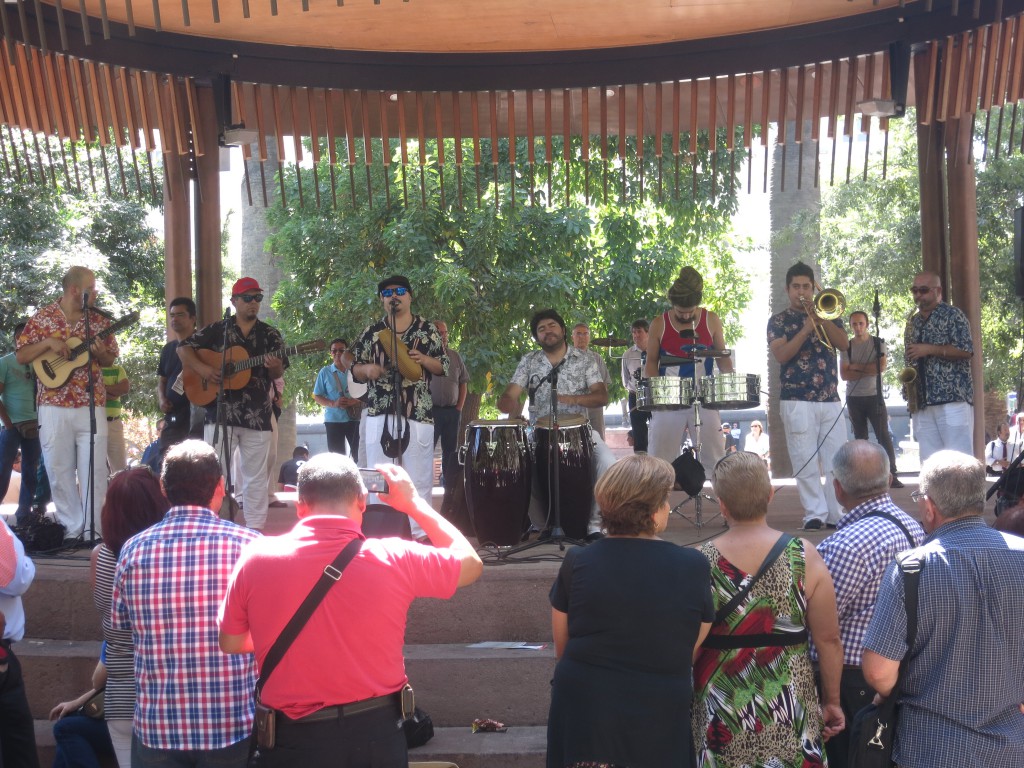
left=330, top=348, right=347, bottom=355
left=910, top=286, right=932, bottom=295
left=380, top=287, right=409, bottom=298
left=235, top=293, right=264, bottom=303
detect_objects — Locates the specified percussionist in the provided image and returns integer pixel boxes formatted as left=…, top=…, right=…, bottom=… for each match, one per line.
left=644, top=266, right=732, bottom=474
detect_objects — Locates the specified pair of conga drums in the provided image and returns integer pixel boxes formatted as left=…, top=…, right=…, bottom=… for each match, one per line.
left=461, top=416, right=594, bottom=546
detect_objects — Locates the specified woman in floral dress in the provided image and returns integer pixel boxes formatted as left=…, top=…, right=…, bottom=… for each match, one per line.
left=692, top=452, right=845, bottom=768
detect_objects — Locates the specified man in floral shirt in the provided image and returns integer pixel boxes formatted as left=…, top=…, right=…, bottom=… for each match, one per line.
left=16, top=266, right=118, bottom=542
left=177, top=277, right=287, bottom=531
left=350, top=275, right=448, bottom=514
left=767, top=262, right=849, bottom=530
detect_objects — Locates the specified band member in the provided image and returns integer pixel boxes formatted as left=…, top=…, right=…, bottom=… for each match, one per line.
left=571, top=322, right=611, bottom=439
left=157, top=297, right=200, bottom=456
left=767, top=262, right=849, bottom=530
left=645, top=267, right=732, bottom=475
left=16, top=267, right=117, bottom=541
left=349, top=275, right=448, bottom=510
left=177, top=277, right=287, bottom=531
left=621, top=319, right=651, bottom=453
left=497, top=309, right=615, bottom=541
left=841, top=310, right=902, bottom=488
left=905, top=271, right=973, bottom=460
left=313, top=339, right=361, bottom=458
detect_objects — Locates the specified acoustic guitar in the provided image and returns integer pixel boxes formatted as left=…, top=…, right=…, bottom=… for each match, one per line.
left=183, top=339, right=326, bottom=406
left=32, top=311, right=140, bottom=389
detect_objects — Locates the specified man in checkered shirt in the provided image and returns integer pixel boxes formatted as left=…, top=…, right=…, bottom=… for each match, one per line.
left=813, top=440, right=924, bottom=768
left=111, top=440, right=260, bottom=767
left=863, top=450, right=1024, bottom=768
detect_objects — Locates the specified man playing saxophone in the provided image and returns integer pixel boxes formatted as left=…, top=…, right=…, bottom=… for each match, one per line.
left=905, top=271, right=973, bottom=461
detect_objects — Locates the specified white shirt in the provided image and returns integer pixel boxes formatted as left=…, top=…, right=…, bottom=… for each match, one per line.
left=0, top=520, right=36, bottom=641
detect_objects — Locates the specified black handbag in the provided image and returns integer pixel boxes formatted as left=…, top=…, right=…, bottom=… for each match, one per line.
left=848, top=552, right=923, bottom=768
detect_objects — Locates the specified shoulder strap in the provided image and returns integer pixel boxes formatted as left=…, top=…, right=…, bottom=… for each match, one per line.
left=255, top=537, right=364, bottom=698
left=886, top=552, right=924, bottom=704
left=863, top=510, right=916, bottom=548
left=714, top=534, right=794, bottom=624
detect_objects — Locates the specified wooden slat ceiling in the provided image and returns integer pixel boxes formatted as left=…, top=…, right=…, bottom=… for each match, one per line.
left=25, top=0, right=939, bottom=54
left=3, top=3, right=1024, bottom=205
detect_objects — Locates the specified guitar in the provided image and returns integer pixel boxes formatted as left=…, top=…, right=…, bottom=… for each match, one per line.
left=32, top=312, right=140, bottom=389
left=183, top=339, right=326, bottom=406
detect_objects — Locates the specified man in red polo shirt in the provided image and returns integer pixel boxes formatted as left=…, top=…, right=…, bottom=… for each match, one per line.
left=218, top=454, right=482, bottom=767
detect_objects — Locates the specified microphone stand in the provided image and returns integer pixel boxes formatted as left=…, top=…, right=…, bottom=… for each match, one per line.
left=214, top=308, right=237, bottom=521
left=79, top=294, right=100, bottom=546
left=388, top=299, right=405, bottom=469
left=873, top=289, right=884, bottom=411
left=671, top=344, right=722, bottom=530
left=500, top=354, right=583, bottom=557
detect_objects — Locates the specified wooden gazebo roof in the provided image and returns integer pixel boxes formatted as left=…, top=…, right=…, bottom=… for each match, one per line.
left=3, top=0, right=1024, bottom=204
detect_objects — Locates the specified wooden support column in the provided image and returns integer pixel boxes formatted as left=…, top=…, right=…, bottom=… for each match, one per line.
left=944, top=115, right=985, bottom=458
left=914, top=51, right=948, bottom=278
left=163, top=152, right=192, bottom=324
left=193, top=84, right=222, bottom=327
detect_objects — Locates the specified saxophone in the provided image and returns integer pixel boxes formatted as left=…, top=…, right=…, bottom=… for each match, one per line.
left=900, top=308, right=920, bottom=414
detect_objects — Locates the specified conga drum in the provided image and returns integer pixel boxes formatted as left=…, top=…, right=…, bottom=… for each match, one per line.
left=533, top=415, right=594, bottom=541
left=462, top=419, right=532, bottom=546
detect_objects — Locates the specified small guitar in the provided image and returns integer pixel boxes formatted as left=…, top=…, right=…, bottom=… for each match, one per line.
left=183, top=339, right=326, bottom=406
left=32, top=311, right=140, bottom=389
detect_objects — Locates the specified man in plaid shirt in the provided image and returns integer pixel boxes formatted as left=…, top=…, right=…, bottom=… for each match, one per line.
left=813, top=440, right=923, bottom=768
left=111, top=440, right=260, bottom=767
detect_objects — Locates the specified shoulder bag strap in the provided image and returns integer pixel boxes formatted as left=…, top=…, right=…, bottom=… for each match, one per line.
left=883, top=553, right=924, bottom=708
left=255, top=537, right=364, bottom=698
left=714, top=534, right=794, bottom=624
left=863, top=510, right=916, bottom=548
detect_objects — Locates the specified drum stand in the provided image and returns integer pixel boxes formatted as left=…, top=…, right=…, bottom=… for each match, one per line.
left=498, top=357, right=585, bottom=558
left=671, top=349, right=724, bottom=531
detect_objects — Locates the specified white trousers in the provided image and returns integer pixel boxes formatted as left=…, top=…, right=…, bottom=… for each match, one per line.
left=528, top=427, right=616, bottom=535
left=266, top=413, right=279, bottom=497
left=38, top=404, right=108, bottom=539
left=912, top=401, right=974, bottom=462
left=363, top=415, right=434, bottom=539
left=106, top=718, right=133, bottom=768
left=648, top=407, right=725, bottom=476
left=205, top=423, right=272, bottom=530
left=106, top=417, right=127, bottom=473
left=780, top=400, right=845, bottom=525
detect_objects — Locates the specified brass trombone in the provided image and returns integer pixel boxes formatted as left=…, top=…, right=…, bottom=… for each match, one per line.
left=800, top=288, right=846, bottom=350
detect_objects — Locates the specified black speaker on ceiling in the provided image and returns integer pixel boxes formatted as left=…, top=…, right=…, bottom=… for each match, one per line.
left=1015, top=207, right=1024, bottom=300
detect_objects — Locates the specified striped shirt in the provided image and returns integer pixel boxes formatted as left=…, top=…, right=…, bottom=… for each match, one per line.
left=93, top=545, right=136, bottom=721
left=813, top=494, right=924, bottom=665
left=863, top=517, right=1024, bottom=768
left=111, top=507, right=260, bottom=751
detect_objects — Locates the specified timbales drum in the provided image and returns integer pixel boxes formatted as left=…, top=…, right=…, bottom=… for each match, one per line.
left=462, top=419, right=532, bottom=547
left=532, top=415, right=594, bottom=541
left=699, top=373, right=760, bottom=410
left=636, top=376, right=695, bottom=411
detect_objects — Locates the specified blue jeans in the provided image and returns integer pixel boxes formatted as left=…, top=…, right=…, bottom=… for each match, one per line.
left=0, top=426, right=41, bottom=524
left=131, top=734, right=250, bottom=768
left=52, top=713, right=114, bottom=768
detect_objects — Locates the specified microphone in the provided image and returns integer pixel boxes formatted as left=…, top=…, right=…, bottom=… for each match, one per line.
left=82, top=291, right=89, bottom=310
left=224, top=307, right=232, bottom=320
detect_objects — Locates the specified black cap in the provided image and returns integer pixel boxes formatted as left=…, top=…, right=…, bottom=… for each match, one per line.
left=377, top=275, right=412, bottom=295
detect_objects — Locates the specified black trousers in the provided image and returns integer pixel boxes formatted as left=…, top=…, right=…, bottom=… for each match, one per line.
left=627, top=392, right=651, bottom=453
left=431, top=406, right=461, bottom=487
left=0, top=642, right=40, bottom=768
left=325, top=421, right=360, bottom=459
left=821, top=666, right=876, bottom=768
left=846, top=395, right=898, bottom=473
left=251, top=705, right=406, bottom=768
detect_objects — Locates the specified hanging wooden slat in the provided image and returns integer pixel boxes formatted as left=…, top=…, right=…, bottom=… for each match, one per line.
left=323, top=87, right=339, bottom=208
left=396, top=91, right=410, bottom=206
left=415, top=90, right=426, bottom=207
left=937, top=35, right=956, bottom=122
left=434, top=91, right=445, bottom=209
left=289, top=86, right=304, bottom=207
left=270, top=84, right=288, bottom=204
left=963, top=29, right=982, bottom=118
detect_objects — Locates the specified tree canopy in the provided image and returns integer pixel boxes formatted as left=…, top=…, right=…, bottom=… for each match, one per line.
left=267, top=133, right=754, bottom=411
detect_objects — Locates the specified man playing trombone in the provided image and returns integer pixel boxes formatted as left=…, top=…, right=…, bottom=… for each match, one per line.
left=768, top=262, right=849, bottom=530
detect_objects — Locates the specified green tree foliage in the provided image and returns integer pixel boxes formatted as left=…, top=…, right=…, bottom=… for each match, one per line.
left=0, top=133, right=166, bottom=416
left=267, top=133, right=753, bottom=410
left=789, top=112, right=1024, bottom=398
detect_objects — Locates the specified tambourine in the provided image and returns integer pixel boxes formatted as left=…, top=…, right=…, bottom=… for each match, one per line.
left=377, top=328, right=423, bottom=381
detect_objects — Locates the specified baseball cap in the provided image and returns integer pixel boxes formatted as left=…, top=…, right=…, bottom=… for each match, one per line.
left=232, top=277, right=263, bottom=296
left=377, top=275, right=412, bottom=295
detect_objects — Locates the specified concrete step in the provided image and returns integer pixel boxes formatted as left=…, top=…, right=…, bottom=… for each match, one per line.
left=19, top=638, right=555, bottom=728
left=18, top=639, right=102, bottom=720
left=408, top=725, right=546, bottom=768
left=24, top=560, right=103, bottom=642
left=406, top=643, right=554, bottom=728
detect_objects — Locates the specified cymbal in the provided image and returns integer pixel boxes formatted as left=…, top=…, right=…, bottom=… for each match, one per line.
left=591, top=336, right=629, bottom=348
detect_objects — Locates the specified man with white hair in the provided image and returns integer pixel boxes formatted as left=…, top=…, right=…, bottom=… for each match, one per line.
left=863, top=450, right=1024, bottom=768
left=814, top=440, right=924, bottom=768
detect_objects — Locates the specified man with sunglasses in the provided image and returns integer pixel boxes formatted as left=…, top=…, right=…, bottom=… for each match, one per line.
left=349, top=276, right=447, bottom=519
left=905, top=271, right=973, bottom=460
left=178, top=277, right=287, bottom=531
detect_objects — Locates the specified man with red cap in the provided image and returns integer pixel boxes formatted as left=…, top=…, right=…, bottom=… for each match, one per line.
left=178, top=277, right=287, bottom=530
